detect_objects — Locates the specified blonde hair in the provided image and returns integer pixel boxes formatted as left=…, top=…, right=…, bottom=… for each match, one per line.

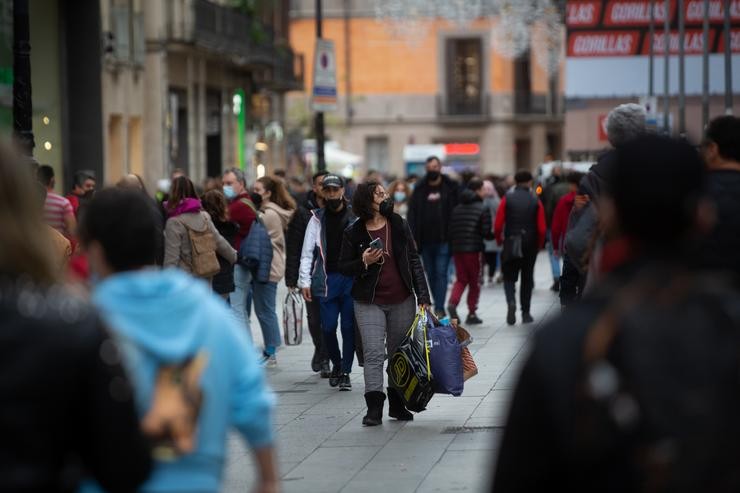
left=257, top=176, right=296, bottom=211
left=0, top=140, right=58, bottom=284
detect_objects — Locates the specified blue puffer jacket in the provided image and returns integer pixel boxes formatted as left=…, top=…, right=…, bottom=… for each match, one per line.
left=238, top=213, right=273, bottom=283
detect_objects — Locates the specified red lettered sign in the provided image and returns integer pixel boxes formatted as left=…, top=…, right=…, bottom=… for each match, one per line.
left=684, top=0, right=740, bottom=24
left=566, top=1, right=603, bottom=27
left=568, top=31, right=641, bottom=56
left=604, top=0, right=676, bottom=26
left=642, top=29, right=717, bottom=54
left=717, top=29, right=740, bottom=53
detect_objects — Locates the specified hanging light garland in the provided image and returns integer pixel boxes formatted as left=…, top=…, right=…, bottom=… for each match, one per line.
left=372, top=0, right=564, bottom=73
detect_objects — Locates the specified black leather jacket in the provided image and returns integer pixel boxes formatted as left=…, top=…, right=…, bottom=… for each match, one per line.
left=339, top=213, right=431, bottom=305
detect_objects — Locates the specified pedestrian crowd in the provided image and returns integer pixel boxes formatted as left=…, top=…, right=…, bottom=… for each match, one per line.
left=2, top=108, right=740, bottom=492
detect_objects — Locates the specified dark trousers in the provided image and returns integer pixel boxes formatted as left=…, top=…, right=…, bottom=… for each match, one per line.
left=319, top=273, right=355, bottom=373
left=449, top=252, right=481, bottom=313
left=421, top=242, right=451, bottom=312
left=502, top=253, right=537, bottom=313
left=306, top=298, right=328, bottom=361
left=483, top=251, right=499, bottom=279
left=559, top=253, right=585, bottom=307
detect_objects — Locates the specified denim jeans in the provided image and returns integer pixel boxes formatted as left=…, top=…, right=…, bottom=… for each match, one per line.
left=252, top=280, right=281, bottom=354
left=546, top=230, right=561, bottom=282
left=421, top=242, right=451, bottom=312
left=319, top=273, right=355, bottom=373
left=230, top=265, right=253, bottom=340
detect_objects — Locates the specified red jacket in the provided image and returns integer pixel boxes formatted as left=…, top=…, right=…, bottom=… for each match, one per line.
left=551, top=191, right=576, bottom=255
left=228, top=193, right=257, bottom=250
left=494, top=196, right=547, bottom=249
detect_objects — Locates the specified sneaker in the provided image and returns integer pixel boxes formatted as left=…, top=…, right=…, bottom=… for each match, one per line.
left=466, top=313, right=483, bottom=325
left=320, top=360, right=331, bottom=378
left=522, top=312, right=534, bottom=324
left=338, top=373, right=352, bottom=391
left=311, top=349, right=322, bottom=373
left=329, top=366, right=341, bottom=387
left=506, top=305, right=516, bottom=326
left=260, top=352, right=277, bottom=368
left=447, top=304, right=459, bottom=322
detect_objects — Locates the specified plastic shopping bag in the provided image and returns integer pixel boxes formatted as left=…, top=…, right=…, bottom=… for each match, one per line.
left=428, top=321, right=464, bottom=396
left=453, top=322, right=478, bottom=381
left=283, top=290, right=303, bottom=346
left=387, top=308, right=435, bottom=413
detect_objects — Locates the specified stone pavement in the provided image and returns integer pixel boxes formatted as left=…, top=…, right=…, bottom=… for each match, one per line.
left=223, top=252, right=560, bottom=492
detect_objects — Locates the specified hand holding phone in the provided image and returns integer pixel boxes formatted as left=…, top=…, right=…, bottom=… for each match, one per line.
left=368, top=237, right=384, bottom=250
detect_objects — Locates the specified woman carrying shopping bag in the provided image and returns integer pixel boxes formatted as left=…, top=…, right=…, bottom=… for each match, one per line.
left=339, top=181, right=431, bottom=426
left=252, top=176, right=296, bottom=367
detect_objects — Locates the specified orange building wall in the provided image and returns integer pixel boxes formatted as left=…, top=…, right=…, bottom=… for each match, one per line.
left=290, top=17, right=556, bottom=97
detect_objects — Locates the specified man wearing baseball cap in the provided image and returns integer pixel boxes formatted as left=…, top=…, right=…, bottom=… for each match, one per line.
left=298, top=174, right=357, bottom=390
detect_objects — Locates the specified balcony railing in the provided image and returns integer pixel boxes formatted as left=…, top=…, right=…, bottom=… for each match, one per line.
left=437, top=93, right=490, bottom=121
left=167, top=0, right=303, bottom=90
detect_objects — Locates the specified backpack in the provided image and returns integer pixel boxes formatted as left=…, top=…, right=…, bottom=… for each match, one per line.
left=183, top=221, right=220, bottom=278
left=564, top=201, right=598, bottom=274
left=237, top=199, right=273, bottom=283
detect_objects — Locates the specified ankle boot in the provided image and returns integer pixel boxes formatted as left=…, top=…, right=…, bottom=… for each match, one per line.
left=362, top=391, right=385, bottom=426
left=387, top=387, right=414, bottom=421
left=506, top=304, right=516, bottom=325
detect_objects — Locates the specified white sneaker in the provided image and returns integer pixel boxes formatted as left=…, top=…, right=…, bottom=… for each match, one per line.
left=260, top=352, right=277, bottom=368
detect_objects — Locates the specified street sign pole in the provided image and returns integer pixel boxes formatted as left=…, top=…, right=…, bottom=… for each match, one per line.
left=315, top=0, right=326, bottom=172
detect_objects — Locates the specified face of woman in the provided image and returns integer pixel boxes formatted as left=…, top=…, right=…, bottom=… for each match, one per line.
left=372, top=185, right=387, bottom=212
left=253, top=181, right=271, bottom=203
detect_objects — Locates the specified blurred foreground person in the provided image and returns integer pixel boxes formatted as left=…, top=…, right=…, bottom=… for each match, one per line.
left=79, top=188, right=278, bottom=493
left=699, top=115, right=740, bottom=282
left=492, top=135, right=740, bottom=492
left=0, top=143, right=151, bottom=492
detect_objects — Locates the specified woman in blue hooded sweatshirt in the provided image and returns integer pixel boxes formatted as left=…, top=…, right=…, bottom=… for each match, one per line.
left=78, top=187, right=279, bottom=493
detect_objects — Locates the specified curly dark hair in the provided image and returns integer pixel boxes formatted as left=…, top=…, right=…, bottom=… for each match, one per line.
left=352, top=181, right=381, bottom=221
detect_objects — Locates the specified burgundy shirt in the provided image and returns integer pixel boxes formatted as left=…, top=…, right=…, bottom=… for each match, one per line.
left=369, top=224, right=411, bottom=304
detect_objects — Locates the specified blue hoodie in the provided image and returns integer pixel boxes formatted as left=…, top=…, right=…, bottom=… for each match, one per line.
left=84, top=269, right=274, bottom=493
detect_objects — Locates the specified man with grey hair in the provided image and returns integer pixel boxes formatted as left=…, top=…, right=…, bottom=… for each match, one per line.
left=222, top=167, right=258, bottom=337
left=606, top=103, right=647, bottom=148
left=559, top=103, right=647, bottom=307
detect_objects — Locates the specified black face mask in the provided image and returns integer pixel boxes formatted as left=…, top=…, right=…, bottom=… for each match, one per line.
left=326, top=198, right=343, bottom=211
left=250, top=192, right=263, bottom=208
left=427, top=170, right=440, bottom=181
left=379, top=198, right=395, bottom=218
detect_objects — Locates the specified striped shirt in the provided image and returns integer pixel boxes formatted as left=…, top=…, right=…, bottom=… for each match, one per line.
left=44, top=192, right=73, bottom=236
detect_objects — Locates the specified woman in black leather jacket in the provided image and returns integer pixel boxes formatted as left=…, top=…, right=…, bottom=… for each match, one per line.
left=339, top=181, right=431, bottom=426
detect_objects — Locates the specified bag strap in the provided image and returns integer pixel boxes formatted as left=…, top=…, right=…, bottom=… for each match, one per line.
left=239, top=198, right=264, bottom=225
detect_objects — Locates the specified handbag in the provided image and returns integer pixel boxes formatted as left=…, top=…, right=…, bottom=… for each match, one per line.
left=429, top=322, right=464, bottom=396
left=184, top=223, right=220, bottom=278
left=387, top=308, right=435, bottom=412
left=283, top=289, right=304, bottom=346
left=501, top=233, right=524, bottom=263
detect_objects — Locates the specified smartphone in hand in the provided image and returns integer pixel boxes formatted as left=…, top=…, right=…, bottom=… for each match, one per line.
left=368, top=237, right=384, bottom=250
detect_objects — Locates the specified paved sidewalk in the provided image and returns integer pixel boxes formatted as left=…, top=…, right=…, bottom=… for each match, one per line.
left=223, top=252, right=559, bottom=492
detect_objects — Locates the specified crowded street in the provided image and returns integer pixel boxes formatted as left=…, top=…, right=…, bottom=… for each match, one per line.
left=222, top=254, right=557, bottom=492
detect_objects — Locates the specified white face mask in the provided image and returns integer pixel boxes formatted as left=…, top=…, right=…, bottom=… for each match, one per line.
left=223, top=185, right=237, bottom=200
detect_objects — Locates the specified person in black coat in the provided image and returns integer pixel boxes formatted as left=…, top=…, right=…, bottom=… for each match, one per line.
left=492, top=135, right=740, bottom=493
left=0, top=142, right=152, bottom=492
left=285, top=171, right=331, bottom=376
left=202, top=189, right=239, bottom=298
left=447, top=178, right=493, bottom=324
left=339, top=181, right=431, bottom=426
left=406, top=156, right=460, bottom=317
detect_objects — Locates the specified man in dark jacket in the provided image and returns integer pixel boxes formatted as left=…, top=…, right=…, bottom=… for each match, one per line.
left=492, top=135, right=740, bottom=493
left=446, top=178, right=493, bottom=325
left=285, top=170, right=330, bottom=376
left=541, top=166, right=570, bottom=292
left=407, top=156, right=459, bottom=318
left=699, top=115, right=740, bottom=283
left=560, top=103, right=647, bottom=306
left=494, top=170, right=546, bottom=325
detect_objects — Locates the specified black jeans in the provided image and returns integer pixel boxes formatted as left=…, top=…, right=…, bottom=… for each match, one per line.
left=559, top=253, right=585, bottom=307
left=502, top=253, right=538, bottom=313
left=306, top=298, right=328, bottom=361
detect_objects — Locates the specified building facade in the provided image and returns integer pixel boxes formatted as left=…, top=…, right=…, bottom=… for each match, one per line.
left=2, top=0, right=302, bottom=193
left=289, top=0, right=566, bottom=178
